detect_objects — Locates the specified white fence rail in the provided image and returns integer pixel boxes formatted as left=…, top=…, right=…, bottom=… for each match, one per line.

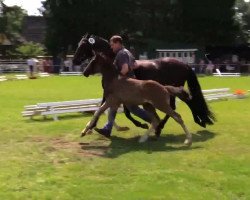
left=21, top=88, right=246, bottom=121
left=0, top=60, right=28, bottom=73
left=22, top=98, right=103, bottom=121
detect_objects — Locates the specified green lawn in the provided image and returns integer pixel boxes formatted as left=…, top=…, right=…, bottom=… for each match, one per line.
left=0, top=75, right=249, bottom=200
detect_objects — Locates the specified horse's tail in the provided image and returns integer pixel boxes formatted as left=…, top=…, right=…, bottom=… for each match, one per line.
left=187, top=67, right=215, bottom=127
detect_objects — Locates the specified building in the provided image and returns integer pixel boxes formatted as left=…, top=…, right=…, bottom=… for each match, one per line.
left=22, top=16, right=46, bottom=44
left=156, top=49, right=198, bottom=64
left=0, top=33, right=12, bottom=57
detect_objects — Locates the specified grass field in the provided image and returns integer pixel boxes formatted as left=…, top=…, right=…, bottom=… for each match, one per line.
left=0, top=75, right=250, bottom=200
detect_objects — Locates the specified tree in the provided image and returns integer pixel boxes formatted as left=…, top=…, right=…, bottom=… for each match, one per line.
left=42, top=0, right=242, bottom=56
left=0, top=1, right=28, bottom=57
left=235, top=0, right=250, bottom=43
left=0, top=1, right=27, bottom=43
left=42, top=0, right=136, bottom=56
left=178, top=0, right=240, bottom=46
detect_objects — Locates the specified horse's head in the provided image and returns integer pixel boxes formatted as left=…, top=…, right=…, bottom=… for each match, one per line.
left=73, top=34, right=115, bottom=66
left=72, top=34, right=94, bottom=65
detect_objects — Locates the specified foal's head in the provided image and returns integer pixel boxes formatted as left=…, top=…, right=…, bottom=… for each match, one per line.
left=83, top=53, right=115, bottom=77
left=83, top=54, right=104, bottom=77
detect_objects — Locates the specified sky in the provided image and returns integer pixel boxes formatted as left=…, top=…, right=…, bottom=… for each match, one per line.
left=4, top=0, right=43, bottom=16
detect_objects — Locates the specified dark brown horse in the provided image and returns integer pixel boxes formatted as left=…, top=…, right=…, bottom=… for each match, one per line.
left=73, top=34, right=215, bottom=135
left=82, top=53, right=192, bottom=145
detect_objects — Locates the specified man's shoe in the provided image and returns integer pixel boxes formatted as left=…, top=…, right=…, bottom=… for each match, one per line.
left=94, top=128, right=111, bottom=138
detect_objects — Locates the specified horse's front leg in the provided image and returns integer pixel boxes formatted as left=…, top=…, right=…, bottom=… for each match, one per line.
left=154, top=96, right=176, bottom=137
left=139, top=104, right=160, bottom=143
left=139, top=115, right=161, bottom=143
left=81, top=102, right=109, bottom=137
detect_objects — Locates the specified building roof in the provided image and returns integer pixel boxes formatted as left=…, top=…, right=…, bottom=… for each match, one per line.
left=156, top=49, right=198, bottom=52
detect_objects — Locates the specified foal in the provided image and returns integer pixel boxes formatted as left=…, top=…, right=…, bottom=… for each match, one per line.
left=81, top=53, right=192, bottom=146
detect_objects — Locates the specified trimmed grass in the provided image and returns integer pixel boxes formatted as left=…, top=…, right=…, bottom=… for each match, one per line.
left=0, top=75, right=250, bottom=200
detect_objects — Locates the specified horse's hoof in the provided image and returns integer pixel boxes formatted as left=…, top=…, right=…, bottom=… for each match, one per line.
left=184, top=139, right=192, bottom=146
left=200, top=121, right=206, bottom=128
left=81, top=128, right=88, bottom=137
left=81, top=132, right=86, bottom=137
left=116, top=126, right=130, bottom=131
left=139, top=135, right=148, bottom=143
left=155, top=131, right=161, bottom=138
left=141, top=123, right=149, bottom=129
left=151, top=136, right=158, bottom=141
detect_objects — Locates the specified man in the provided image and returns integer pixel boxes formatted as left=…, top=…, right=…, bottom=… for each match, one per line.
left=27, top=58, right=34, bottom=77
left=94, top=35, right=152, bottom=138
left=27, top=58, right=38, bottom=77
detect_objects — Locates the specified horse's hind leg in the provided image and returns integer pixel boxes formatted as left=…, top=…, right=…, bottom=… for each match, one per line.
left=123, top=105, right=149, bottom=129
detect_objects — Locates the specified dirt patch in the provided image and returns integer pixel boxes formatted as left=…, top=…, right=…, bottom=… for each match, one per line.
left=78, top=142, right=111, bottom=157
left=29, top=136, right=47, bottom=143
left=29, top=136, right=110, bottom=158
left=51, top=138, right=111, bottom=157
left=51, top=138, right=79, bottom=149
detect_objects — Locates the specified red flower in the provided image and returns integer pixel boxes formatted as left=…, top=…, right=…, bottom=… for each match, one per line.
left=234, top=89, right=246, bottom=95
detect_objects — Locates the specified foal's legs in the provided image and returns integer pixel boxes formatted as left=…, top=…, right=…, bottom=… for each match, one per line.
left=155, top=96, right=176, bottom=137
left=81, top=102, right=110, bottom=137
left=164, top=106, right=192, bottom=146
left=101, top=96, right=130, bottom=131
left=155, top=115, right=170, bottom=137
left=138, top=103, right=161, bottom=143
left=138, top=125, right=155, bottom=143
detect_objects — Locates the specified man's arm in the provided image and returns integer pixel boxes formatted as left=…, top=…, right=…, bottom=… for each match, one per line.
left=116, top=51, right=130, bottom=76
left=120, top=63, right=129, bottom=76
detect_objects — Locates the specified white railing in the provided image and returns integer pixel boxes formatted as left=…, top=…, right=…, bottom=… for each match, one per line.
left=0, top=60, right=28, bottom=73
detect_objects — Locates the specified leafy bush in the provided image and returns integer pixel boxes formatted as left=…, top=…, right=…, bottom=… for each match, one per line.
left=15, top=42, right=45, bottom=58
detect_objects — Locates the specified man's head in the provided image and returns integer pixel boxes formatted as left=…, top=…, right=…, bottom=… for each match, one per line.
left=110, top=35, right=123, bottom=53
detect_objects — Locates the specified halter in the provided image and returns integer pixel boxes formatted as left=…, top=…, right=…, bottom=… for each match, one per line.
left=88, top=37, right=95, bottom=44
